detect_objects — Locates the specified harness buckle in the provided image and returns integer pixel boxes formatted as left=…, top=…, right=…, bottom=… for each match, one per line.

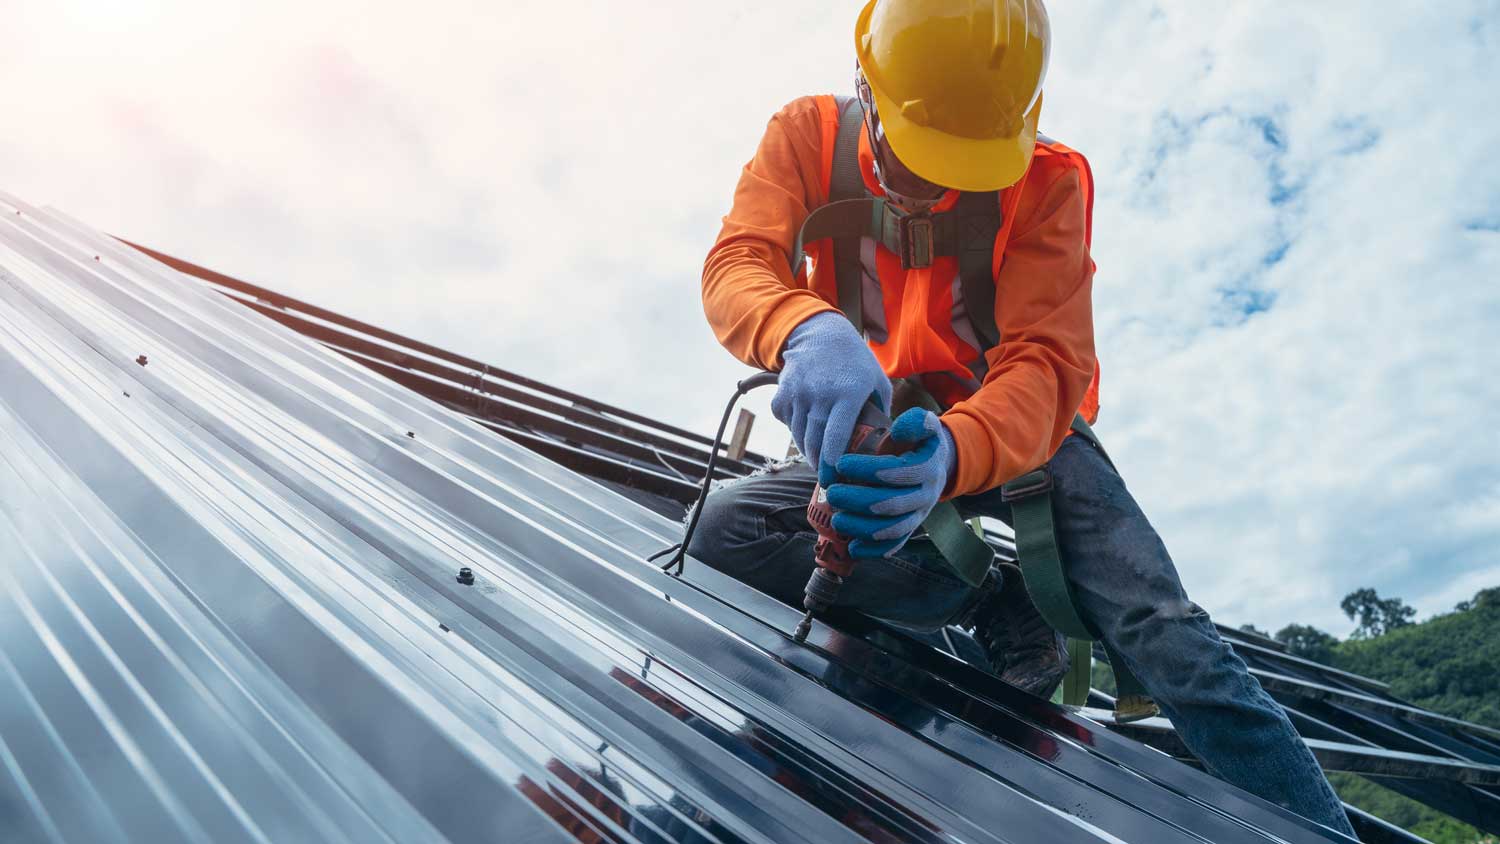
left=1000, top=468, right=1054, bottom=502
left=898, top=214, right=934, bottom=270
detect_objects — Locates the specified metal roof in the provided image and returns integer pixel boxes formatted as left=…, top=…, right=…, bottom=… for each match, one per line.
left=0, top=190, right=1485, bottom=842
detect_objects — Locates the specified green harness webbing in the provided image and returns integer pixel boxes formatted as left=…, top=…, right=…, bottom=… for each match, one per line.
left=881, top=380, right=993, bottom=588
left=1003, top=416, right=1159, bottom=718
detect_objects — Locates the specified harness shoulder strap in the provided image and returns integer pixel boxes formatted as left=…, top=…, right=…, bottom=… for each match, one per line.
left=788, top=97, right=869, bottom=332
left=958, top=135, right=1093, bottom=356
left=951, top=191, right=1003, bottom=349
left=828, top=96, right=867, bottom=333
left=795, top=96, right=1004, bottom=350
left=828, top=96, right=866, bottom=202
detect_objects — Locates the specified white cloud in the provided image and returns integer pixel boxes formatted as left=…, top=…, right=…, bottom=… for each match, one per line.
left=1, top=0, right=1494, bottom=637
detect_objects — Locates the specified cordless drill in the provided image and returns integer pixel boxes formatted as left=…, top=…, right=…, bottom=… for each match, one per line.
left=792, top=400, right=915, bottom=642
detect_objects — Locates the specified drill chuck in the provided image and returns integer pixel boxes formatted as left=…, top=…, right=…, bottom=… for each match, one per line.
left=792, top=556, right=846, bottom=642
left=803, top=567, right=844, bottom=613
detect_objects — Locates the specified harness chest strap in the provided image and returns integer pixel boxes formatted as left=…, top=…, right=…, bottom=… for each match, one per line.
left=789, top=96, right=1005, bottom=349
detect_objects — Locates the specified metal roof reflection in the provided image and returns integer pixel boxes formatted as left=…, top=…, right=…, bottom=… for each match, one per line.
left=0, top=192, right=1369, bottom=842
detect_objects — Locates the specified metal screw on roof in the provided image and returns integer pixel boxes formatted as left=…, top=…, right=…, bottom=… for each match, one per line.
left=456, top=567, right=475, bottom=585
left=136, top=355, right=148, bottom=366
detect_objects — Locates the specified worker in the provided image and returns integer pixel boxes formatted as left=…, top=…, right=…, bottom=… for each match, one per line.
left=689, top=0, right=1356, bottom=836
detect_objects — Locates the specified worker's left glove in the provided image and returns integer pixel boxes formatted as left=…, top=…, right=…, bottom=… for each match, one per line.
left=771, top=312, right=892, bottom=482
left=825, top=408, right=956, bottom=559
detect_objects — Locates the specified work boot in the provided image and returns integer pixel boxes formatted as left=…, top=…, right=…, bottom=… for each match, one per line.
left=966, top=564, right=1069, bottom=698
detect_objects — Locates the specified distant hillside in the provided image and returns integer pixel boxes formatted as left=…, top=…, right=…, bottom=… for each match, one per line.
left=1330, top=589, right=1500, bottom=731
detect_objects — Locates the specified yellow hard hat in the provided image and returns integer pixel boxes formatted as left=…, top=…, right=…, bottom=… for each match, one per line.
left=854, top=0, right=1051, bottom=192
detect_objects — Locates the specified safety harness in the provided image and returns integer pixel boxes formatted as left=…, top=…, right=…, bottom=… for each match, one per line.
left=790, top=96, right=1158, bottom=720
left=792, top=98, right=1003, bottom=346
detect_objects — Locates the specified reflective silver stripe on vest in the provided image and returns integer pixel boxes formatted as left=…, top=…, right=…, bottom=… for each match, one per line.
left=856, top=232, right=990, bottom=380
left=949, top=273, right=992, bottom=381
left=948, top=274, right=983, bottom=356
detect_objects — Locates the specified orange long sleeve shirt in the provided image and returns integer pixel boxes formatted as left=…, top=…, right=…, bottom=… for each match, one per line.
left=702, top=96, right=1097, bottom=497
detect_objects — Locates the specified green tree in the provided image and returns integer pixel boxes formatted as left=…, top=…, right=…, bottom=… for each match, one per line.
left=1239, top=623, right=1272, bottom=639
left=1341, top=587, right=1417, bottom=638
left=1275, top=623, right=1339, bottom=664
left=1455, top=587, right=1500, bottom=613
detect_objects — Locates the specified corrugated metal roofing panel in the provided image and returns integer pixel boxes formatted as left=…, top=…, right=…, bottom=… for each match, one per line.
left=0, top=192, right=1358, bottom=842
left=118, top=204, right=1500, bottom=844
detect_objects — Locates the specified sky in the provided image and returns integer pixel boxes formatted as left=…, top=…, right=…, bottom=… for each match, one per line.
left=1, top=0, right=1496, bottom=636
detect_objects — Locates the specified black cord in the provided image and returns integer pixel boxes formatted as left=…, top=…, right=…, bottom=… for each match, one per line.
left=646, top=545, right=679, bottom=562
left=657, top=372, right=779, bottom=576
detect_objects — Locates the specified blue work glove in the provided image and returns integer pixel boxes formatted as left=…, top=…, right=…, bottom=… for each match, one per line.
left=825, top=408, right=956, bottom=559
left=771, top=312, right=893, bottom=482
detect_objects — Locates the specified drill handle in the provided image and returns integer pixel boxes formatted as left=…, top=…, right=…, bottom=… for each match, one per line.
left=849, top=399, right=924, bottom=458
left=855, top=399, right=892, bottom=435
left=843, top=400, right=889, bottom=457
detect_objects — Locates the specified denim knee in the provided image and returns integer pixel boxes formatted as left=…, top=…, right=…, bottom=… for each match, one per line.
left=685, top=463, right=817, bottom=568
left=685, top=484, right=756, bottom=564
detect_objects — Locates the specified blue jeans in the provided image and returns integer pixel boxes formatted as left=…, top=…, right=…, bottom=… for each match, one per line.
left=688, top=434, right=1355, bottom=837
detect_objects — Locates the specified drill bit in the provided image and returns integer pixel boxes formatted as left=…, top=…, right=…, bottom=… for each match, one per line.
left=792, top=610, right=814, bottom=642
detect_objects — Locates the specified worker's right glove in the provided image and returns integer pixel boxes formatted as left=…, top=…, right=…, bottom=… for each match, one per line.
left=772, top=312, right=893, bottom=483
left=825, top=408, right=955, bottom=559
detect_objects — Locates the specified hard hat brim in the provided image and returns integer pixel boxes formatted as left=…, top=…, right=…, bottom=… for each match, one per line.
left=871, top=85, right=1043, bottom=193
